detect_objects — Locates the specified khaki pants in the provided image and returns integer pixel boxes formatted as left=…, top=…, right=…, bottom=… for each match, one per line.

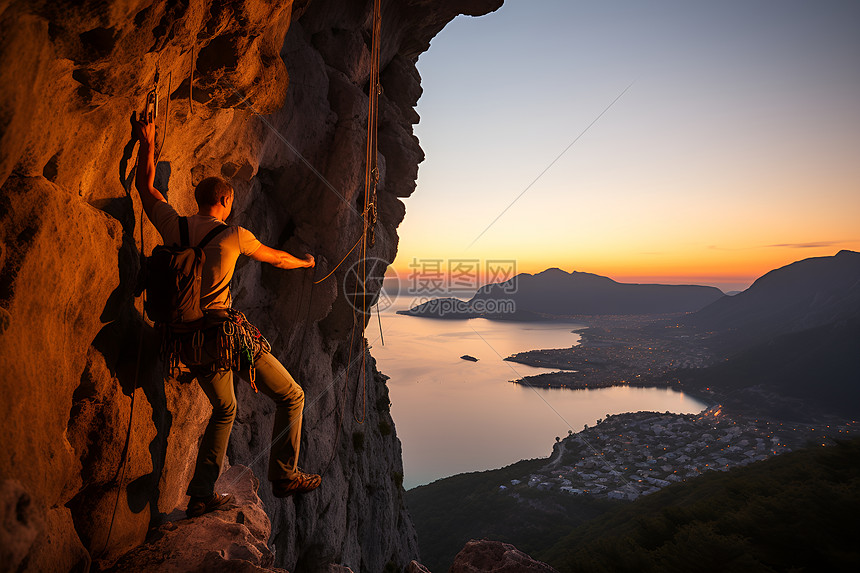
left=185, top=352, right=305, bottom=497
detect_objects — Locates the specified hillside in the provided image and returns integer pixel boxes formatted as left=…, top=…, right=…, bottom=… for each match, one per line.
left=691, top=250, right=860, bottom=351
left=406, top=409, right=856, bottom=571
left=676, top=318, right=860, bottom=422
left=405, top=457, right=614, bottom=572
left=539, top=438, right=860, bottom=572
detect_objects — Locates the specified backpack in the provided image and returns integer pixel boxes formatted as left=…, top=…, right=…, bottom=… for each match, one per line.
left=142, top=217, right=229, bottom=325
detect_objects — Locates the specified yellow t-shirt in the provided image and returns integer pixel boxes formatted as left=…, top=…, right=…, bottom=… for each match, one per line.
left=150, top=200, right=261, bottom=310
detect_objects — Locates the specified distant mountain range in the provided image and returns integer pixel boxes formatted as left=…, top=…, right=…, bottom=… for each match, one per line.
left=689, top=250, right=860, bottom=350
left=671, top=250, right=860, bottom=421
left=398, top=268, right=724, bottom=319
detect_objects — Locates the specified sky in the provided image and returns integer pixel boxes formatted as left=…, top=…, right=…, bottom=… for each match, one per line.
left=388, top=0, right=860, bottom=292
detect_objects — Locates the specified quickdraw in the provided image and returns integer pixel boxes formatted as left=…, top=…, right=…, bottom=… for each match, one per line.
left=226, top=308, right=271, bottom=392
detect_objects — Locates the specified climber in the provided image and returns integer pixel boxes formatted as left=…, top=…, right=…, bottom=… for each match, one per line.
left=129, top=111, right=322, bottom=518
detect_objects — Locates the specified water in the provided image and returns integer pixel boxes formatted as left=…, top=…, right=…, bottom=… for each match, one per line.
left=370, top=296, right=708, bottom=489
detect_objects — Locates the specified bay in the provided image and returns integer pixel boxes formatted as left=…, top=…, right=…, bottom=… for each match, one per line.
left=370, top=296, right=707, bottom=489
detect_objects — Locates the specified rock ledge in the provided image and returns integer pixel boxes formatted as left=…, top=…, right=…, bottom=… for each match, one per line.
left=106, top=465, right=285, bottom=573
left=450, top=539, right=559, bottom=573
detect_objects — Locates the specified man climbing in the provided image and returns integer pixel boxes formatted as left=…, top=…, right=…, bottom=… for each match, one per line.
left=130, top=112, right=321, bottom=518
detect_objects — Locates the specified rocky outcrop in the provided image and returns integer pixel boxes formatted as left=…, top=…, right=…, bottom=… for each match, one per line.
left=450, top=540, right=559, bottom=573
left=0, top=176, right=123, bottom=573
left=107, top=465, right=282, bottom=572
left=0, top=0, right=502, bottom=571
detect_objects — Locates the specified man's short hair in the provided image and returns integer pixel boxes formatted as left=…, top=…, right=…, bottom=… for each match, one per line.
left=195, top=176, right=234, bottom=207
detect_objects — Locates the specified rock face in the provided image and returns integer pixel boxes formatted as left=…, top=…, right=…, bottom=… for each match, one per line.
left=450, top=540, right=559, bottom=573
left=108, top=465, right=282, bottom=572
left=0, top=0, right=503, bottom=571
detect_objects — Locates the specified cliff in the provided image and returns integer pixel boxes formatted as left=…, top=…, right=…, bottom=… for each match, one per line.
left=0, top=0, right=503, bottom=571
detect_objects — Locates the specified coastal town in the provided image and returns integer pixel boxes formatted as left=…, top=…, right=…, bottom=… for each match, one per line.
left=505, top=315, right=714, bottom=389
left=499, top=410, right=858, bottom=502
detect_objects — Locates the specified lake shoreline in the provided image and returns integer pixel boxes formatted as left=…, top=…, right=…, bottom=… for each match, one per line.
left=374, top=300, right=709, bottom=489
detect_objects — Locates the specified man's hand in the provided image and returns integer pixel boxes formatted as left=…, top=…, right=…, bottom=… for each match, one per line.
left=130, top=110, right=166, bottom=216
left=130, top=111, right=156, bottom=148
left=251, top=245, right=315, bottom=270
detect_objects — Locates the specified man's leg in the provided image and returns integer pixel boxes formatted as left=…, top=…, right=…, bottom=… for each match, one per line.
left=187, top=368, right=236, bottom=497
left=241, top=352, right=305, bottom=482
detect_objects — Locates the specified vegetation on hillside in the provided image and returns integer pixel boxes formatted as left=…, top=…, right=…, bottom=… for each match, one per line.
left=408, top=439, right=860, bottom=572
left=405, top=456, right=614, bottom=572
left=540, top=438, right=860, bottom=572
left=678, top=319, right=860, bottom=421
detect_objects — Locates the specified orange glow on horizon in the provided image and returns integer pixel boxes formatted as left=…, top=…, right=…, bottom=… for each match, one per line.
left=390, top=244, right=859, bottom=292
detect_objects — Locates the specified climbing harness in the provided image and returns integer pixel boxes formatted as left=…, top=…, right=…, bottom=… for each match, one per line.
left=162, top=309, right=271, bottom=393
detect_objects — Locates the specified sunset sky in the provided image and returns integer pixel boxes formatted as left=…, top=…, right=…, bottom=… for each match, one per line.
left=389, top=0, right=860, bottom=292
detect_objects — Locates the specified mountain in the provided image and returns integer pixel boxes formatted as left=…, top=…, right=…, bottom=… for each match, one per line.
left=690, top=250, right=860, bottom=350
left=474, top=268, right=724, bottom=315
left=399, top=268, right=724, bottom=319
left=677, top=318, right=860, bottom=421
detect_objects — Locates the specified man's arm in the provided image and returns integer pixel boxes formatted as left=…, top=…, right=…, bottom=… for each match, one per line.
left=250, top=245, right=315, bottom=270
left=130, top=112, right=166, bottom=220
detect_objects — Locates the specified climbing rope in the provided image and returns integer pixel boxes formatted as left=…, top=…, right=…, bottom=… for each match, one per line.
left=351, top=0, right=382, bottom=425
left=320, top=0, right=383, bottom=474
left=320, top=270, right=363, bottom=475
left=312, top=231, right=364, bottom=285
left=103, top=202, right=146, bottom=555
left=154, top=71, right=171, bottom=164
left=189, top=46, right=194, bottom=116
left=105, top=63, right=173, bottom=554
left=375, top=301, right=384, bottom=346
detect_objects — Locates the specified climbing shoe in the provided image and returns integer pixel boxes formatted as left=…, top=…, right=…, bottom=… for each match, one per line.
left=186, top=492, right=234, bottom=518
left=272, top=471, right=322, bottom=498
